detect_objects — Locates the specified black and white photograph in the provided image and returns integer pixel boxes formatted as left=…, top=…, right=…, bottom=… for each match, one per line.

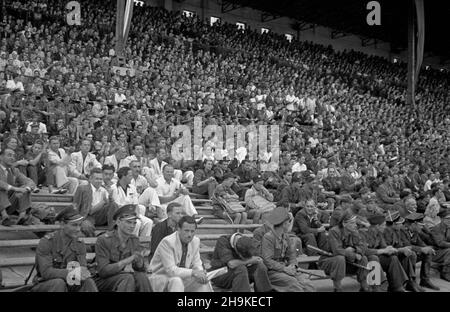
left=0, top=0, right=450, bottom=300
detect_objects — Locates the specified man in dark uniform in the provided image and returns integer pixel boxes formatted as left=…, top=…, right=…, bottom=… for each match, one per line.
left=94, top=204, right=152, bottom=292
left=383, top=211, right=439, bottom=291
left=31, top=206, right=98, bottom=292
left=210, top=233, right=272, bottom=292
left=22, top=122, right=43, bottom=151
left=292, top=199, right=329, bottom=256
left=428, top=210, right=450, bottom=282
left=359, top=214, right=408, bottom=292
left=318, top=210, right=372, bottom=292
left=277, top=174, right=308, bottom=216
left=150, top=202, right=183, bottom=258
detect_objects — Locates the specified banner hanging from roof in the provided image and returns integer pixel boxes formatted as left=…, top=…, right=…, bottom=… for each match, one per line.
left=414, top=0, right=425, bottom=84
left=115, top=0, right=134, bottom=57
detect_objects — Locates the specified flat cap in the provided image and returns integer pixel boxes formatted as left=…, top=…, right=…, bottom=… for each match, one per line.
left=113, top=204, right=138, bottom=221
left=222, top=172, right=237, bottom=181
left=405, top=212, right=424, bottom=222
left=385, top=210, right=403, bottom=223
left=55, top=206, right=84, bottom=223
left=266, top=207, right=291, bottom=226
left=438, top=209, right=450, bottom=218
left=367, top=214, right=385, bottom=226
left=340, top=210, right=357, bottom=224
left=252, top=174, right=265, bottom=183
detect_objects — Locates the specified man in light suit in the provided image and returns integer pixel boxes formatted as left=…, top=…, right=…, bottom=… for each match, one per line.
left=0, top=148, right=36, bottom=226
left=70, top=139, right=102, bottom=181
left=122, top=144, right=155, bottom=184
left=149, top=216, right=212, bottom=292
left=155, top=164, right=198, bottom=218
left=47, top=136, right=79, bottom=194
left=149, top=148, right=193, bottom=187
left=73, top=168, right=116, bottom=237
left=104, top=146, right=128, bottom=173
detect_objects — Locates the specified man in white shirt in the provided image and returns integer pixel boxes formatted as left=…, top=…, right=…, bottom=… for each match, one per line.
left=70, top=139, right=102, bottom=181
left=155, top=164, right=197, bottom=218
left=424, top=173, right=439, bottom=192
left=149, top=216, right=212, bottom=292
left=111, top=166, right=153, bottom=239
left=114, top=87, right=126, bottom=104
left=74, top=168, right=113, bottom=237
left=148, top=148, right=193, bottom=186
left=292, top=156, right=307, bottom=173
left=104, top=146, right=128, bottom=173
left=129, top=160, right=149, bottom=195
left=47, top=136, right=78, bottom=194
left=123, top=144, right=157, bottom=188
left=6, top=75, right=25, bottom=92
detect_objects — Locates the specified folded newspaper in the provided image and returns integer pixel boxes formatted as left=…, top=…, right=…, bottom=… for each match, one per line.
left=207, top=267, right=228, bottom=281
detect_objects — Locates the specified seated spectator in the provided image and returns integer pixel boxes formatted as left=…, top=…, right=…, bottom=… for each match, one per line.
left=376, top=175, right=403, bottom=212
left=69, top=139, right=102, bottom=181
left=150, top=202, right=183, bottom=258
left=192, top=159, right=218, bottom=199
left=261, top=207, right=315, bottom=292
left=22, top=122, right=43, bottom=151
left=277, top=174, right=308, bottom=216
left=318, top=210, right=373, bottom=292
left=74, top=168, right=115, bottom=237
left=274, top=169, right=292, bottom=200
left=129, top=160, right=149, bottom=195
left=429, top=210, right=450, bottom=282
left=104, top=146, right=128, bottom=173
left=101, top=164, right=117, bottom=193
left=244, top=175, right=276, bottom=224
left=149, top=216, right=212, bottom=292
left=232, top=160, right=257, bottom=200
left=292, top=199, right=329, bottom=256
left=155, top=164, right=198, bottom=218
left=25, top=140, right=48, bottom=187
left=123, top=144, right=154, bottom=185
left=210, top=234, right=272, bottom=292
left=110, top=167, right=153, bottom=239
left=424, top=187, right=443, bottom=228
left=149, top=148, right=192, bottom=186
left=31, top=206, right=98, bottom=292
left=424, top=173, right=439, bottom=192
left=0, top=148, right=36, bottom=226
left=94, top=205, right=152, bottom=292
left=47, top=136, right=78, bottom=194
left=212, top=172, right=247, bottom=224
left=292, top=156, right=307, bottom=174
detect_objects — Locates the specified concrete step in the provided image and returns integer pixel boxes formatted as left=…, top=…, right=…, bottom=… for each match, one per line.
left=31, top=193, right=74, bottom=203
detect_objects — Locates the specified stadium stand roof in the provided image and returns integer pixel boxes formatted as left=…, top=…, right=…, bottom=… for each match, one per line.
left=223, top=0, right=450, bottom=63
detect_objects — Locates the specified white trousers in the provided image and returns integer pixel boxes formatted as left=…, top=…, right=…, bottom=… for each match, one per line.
left=161, top=195, right=197, bottom=217
left=149, top=274, right=213, bottom=292
left=174, top=170, right=194, bottom=187
left=133, top=204, right=153, bottom=239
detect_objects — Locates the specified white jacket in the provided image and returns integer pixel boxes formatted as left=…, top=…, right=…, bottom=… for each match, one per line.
left=70, top=151, right=101, bottom=178
left=150, top=231, right=203, bottom=279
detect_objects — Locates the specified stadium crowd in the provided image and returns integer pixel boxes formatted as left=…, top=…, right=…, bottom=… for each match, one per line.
left=0, top=0, right=450, bottom=292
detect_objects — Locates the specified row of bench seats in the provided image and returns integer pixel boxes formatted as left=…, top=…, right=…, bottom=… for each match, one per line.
left=0, top=191, right=324, bottom=290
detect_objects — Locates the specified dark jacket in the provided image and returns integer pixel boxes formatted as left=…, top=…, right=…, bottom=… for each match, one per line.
left=150, top=219, right=175, bottom=257
left=430, top=222, right=450, bottom=249
left=35, top=230, right=87, bottom=281
left=95, top=230, right=145, bottom=279
left=292, top=209, right=328, bottom=236
left=210, top=235, right=240, bottom=270
left=326, top=226, right=371, bottom=262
